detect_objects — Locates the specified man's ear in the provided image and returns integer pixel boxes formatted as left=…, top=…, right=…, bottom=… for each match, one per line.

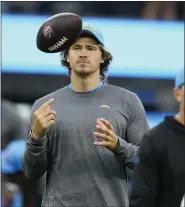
left=173, top=88, right=181, bottom=102
left=67, top=56, right=69, bottom=63
left=100, top=58, right=104, bottom=63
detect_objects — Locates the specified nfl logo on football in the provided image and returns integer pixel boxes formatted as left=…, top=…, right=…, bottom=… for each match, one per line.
left=43, top=25, right=54, bottom=39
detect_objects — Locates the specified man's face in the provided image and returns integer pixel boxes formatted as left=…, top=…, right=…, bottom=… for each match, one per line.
left=67, top=37, right=104, bottom=77
left=174, top=85, right=184, bottom=112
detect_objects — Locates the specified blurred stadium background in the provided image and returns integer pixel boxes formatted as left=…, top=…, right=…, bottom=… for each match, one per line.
left=1, top=1, right=184, bottom=207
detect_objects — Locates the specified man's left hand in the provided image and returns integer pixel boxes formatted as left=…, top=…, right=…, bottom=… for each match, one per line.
left=93, top=118, right=119, bottom=151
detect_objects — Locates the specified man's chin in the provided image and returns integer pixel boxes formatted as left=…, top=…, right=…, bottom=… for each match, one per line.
left=77, top=72, right=91, bottom=78
left=74, top=68, right=92, bottom=76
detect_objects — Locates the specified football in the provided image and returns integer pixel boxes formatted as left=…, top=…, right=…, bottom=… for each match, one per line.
left=36, top=13, right=82, bottom=53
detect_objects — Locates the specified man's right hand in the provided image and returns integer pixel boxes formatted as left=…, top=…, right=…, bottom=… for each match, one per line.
left=31, top=98, right=56, bottom=139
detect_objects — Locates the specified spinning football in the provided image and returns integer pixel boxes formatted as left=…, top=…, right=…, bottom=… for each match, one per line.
left=36, top=13, right=82, bottom=53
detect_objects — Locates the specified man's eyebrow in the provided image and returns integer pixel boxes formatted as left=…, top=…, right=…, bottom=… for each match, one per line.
left=87, top=44, right=97, bottom=47
left=72, top=44, right=81, bottom=47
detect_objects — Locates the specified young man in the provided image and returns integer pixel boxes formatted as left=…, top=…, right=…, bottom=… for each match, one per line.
left=130, top=68, right=185, bottom=207
left=22, top=24, right=149, bottom=207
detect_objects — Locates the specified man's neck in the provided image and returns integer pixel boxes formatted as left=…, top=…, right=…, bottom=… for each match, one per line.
left=70, top=72, right=101, bottom=92
left=175, top=111, right=184, bottom=126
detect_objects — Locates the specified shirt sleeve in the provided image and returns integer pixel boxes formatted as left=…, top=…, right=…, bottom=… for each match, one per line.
left=113, top=93, right=150, bottom=169
left=22, top=100, right=49, bottom=180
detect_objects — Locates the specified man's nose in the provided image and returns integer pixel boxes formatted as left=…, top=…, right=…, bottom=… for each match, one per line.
left=79, top=48, right=87, bottom=57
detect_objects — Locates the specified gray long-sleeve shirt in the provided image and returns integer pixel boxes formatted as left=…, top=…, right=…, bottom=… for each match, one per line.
left=22, top=83, right=149, bottom=207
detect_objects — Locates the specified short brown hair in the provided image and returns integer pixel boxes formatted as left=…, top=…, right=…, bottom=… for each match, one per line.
left=60, top=44, right=113, bottom=81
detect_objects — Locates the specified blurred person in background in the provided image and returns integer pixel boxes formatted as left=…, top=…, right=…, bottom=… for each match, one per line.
left=130, top=68, right=185, bottom=207
left=22, top=24, right=149, bottom=207
left=1, top=179, right=20, bottom=207
left=2, top=1, right=39, bottom=14
left=1, top=98, right=26, bottom=149
left=1, top=139, right=26, bottom=207
left=1, top=139, right=42, bottom=207
left=2, top=1, right=184, bottom=20
left=142, top=1, right=185, bottom=20
left=52, top=1, right=84, bottom=16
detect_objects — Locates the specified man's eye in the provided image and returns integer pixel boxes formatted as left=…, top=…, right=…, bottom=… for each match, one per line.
left=88, top=47, right=95, bottom=51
